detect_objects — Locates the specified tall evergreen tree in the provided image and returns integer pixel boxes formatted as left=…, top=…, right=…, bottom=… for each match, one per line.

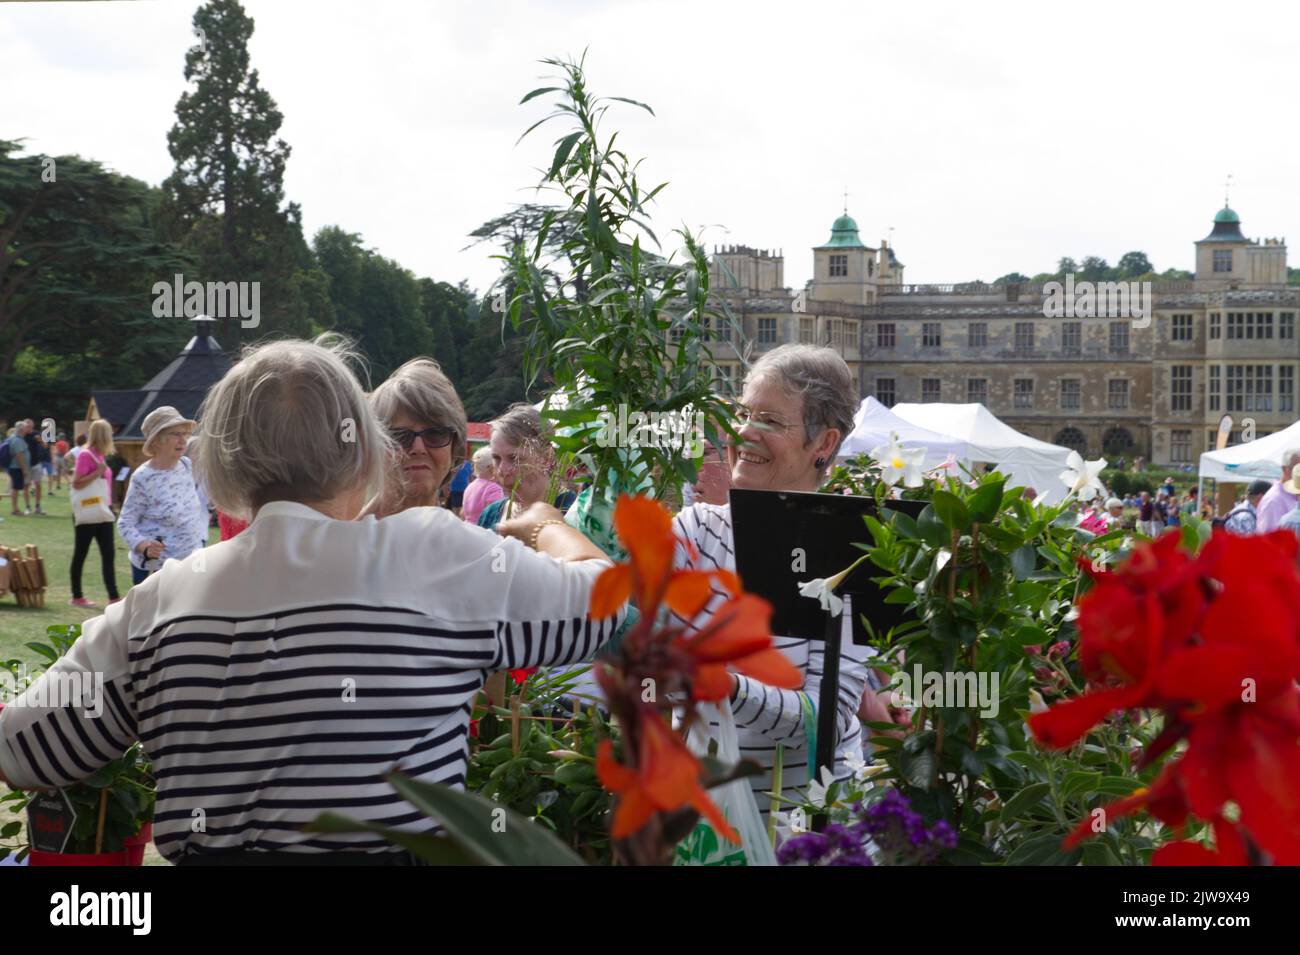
left=160, top=0, right=318, bottom=343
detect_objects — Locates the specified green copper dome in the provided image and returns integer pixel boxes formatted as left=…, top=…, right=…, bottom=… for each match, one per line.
left=1214, top=205, right=1240, bottom=224
left=822, top=213, right=866, bottom=249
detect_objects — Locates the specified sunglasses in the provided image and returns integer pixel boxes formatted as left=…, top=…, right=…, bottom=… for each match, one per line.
left=389, top=425, right=454, bottom=450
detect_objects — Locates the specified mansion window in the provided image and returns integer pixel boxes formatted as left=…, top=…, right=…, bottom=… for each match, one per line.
left=1282, top=366, right=1295, bottom=413
left=1013, top=378, right=1033, bottom=409
left=876, top=377, right=896, bottom=407
left=1060, top=378, right=1081, bottom=411
left=1109, top=321, right=1129, bottom=354
left=923, top=323, right=942, bottom=348
left=799, top=317, right=816, bottom=344
left=1171, top=430, right=1192, bottom=464
left=829, top=254, right=848, bottom=277
left=967, top=378, right=987, bottom=405
left=1171, top=365, right=1193, bottom=412
left=757, top=317, right=777, bottom=344
left=1108, top=379, right=1130, bottom=410
left=968, top=322, right=987, bottom=348
left=1171, top=314, right=1193, bottom=341
left=1209, top=365, right=1221, bottom=412
left=1225, top=364, right=1273, bottom=412
left=1061, top=321, right=1081, bottom=354
left=713, top=364, right=736, bottom=395
left=1014, top=322, right=1035, bottom=352
left=1209, top=312, right=1221, bottom=339
left=922, top=378, right=942, bottom=403
left=1283, top=312, right=1296, bottom=340
left=876, top=322, right=895, bottom=348
left=1227, top=312, right=1273, bottom=340
left=1213, top=249, right=1233, bottom=272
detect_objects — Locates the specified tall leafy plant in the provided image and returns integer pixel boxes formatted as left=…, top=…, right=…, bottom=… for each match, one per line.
left=507, top=53, right=740, bottom=502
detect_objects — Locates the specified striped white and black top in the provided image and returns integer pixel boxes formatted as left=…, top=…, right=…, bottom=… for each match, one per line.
left=671, top=503, right=872, bottom=814
left=0, top=501, right=622, bottom=862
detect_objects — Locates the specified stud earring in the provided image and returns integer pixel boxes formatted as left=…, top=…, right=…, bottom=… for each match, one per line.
left=815, top=456, right=827, bottom=469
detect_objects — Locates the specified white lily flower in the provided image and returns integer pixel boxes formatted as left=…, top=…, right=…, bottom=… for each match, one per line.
left=806, top=765, right=838, bottom=808
left=1027, top=689, right=1049, bottom=714
left=1059, top=450, right=1108, bottom=501
left=843, top=749, right=888, bottom=784
left=871, top=432, right=926, bottom=488
left=798, top=574, right=845, bottom=617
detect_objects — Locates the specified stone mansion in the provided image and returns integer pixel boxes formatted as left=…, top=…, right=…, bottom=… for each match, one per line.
left=705, top=205, right=1298, bottom=467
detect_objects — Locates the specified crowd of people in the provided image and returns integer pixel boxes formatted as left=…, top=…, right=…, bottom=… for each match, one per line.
left=8, top=334, right=1300, bottom=863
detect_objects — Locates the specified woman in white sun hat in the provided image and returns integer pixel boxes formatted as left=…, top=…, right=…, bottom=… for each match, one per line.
left=116, top=405, right=208, bottom=586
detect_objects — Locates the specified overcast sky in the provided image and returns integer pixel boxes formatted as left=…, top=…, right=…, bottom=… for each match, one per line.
left=6, top=0, right=1298, bottom=295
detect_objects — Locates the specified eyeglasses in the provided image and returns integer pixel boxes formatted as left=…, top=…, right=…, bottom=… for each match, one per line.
left=734, top=405, right=798, bottom=433
left=389, top=426, right=454, bottom=450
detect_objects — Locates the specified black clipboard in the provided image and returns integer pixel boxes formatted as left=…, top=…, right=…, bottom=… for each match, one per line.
left=729, top=487, right=925, bottom=647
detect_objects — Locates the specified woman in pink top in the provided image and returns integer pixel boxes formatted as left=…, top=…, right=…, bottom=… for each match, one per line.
left=461, top=445, right=504, bottom=524
left=69, top=419, right=121, bottom=607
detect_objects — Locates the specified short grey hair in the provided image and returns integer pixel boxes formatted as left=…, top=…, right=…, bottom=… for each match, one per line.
left=196, top=335, right=392, bottom=517
left=744, top=343, right=856, bottom=472
left=471, top=444, right=494, bottom=476
left=490, top=403, right=542, bottom=448
left=370, top=357, right=468, bottom=485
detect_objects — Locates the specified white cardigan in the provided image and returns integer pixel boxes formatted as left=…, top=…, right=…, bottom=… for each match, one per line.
left=0, top=501, right=621, bottom=861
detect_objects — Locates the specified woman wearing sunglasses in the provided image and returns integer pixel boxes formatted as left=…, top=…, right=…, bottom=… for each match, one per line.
left=368, top=358, right=467, bottom=517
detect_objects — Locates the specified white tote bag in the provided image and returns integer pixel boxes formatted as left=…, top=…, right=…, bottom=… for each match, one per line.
left=71, top=452, right=115, bottom=525
left=672, top=702, right=778, bottom=866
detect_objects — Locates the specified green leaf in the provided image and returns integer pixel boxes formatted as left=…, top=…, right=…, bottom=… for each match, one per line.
left=384, top=772, right=585, bottom=866
left=519, top=86, right=562, bottom=104
left=1000, top=782, right=1052, bottom=819
left=24, top=643, right=58, bottom=664
left=306, top=813, right=479, bottom=864
left=967, top=477, right=1006, bottom=524
left=931, top=490, right=970, bottom=533
left=1095, top=775, right=1144, bottom=797
left=1011, top=544, right=1038, bottom=580
left=548, top=131, right=583, bottom=178
left=916, top=504, right=949, bottom=548
left=604, top=95, right=656, bottom=116
left=1061, top=771, right=1103, bottom=799
left=1004, top=831, right=1078, bottom=865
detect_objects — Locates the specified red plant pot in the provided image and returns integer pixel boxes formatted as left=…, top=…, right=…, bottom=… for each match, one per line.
left=123, top=823, right=153, bottom=866
left=29, top=848, right=130, bottom=866
left=28, top=823, right=152, bottom=867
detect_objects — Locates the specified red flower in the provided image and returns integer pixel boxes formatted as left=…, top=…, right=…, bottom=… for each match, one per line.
left=508, top=667, right=536, bottom=687
left=1031, top=531, right=1300, bottom=864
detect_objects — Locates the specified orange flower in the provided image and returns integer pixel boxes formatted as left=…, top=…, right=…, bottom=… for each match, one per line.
left=596, top=712, right=740, bottom=843
left=590, top=495, right=739, bottom=620
left=676, top=593, right=803, bottom=701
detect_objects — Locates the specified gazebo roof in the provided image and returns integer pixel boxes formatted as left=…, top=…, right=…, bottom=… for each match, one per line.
left=91, top=317, right=232, bottom=440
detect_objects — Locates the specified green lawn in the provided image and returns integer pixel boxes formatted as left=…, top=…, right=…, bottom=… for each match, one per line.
left=0, top=486, right=217, bottom=666
left=1, top=485, right=217, bottom=867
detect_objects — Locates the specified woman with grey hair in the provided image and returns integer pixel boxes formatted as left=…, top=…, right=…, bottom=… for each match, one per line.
left=670, top=343, right=903, bottom=823
left=0, top=335, right=623, bottom=864
left=367, top=357, right=468, bottom=517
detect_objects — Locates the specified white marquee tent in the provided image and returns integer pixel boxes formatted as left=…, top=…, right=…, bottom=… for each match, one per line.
left=838, top=396, right=969, bottom=468
left=1197, top=420, right=1300, bottom=485
left=891, top=402, right=1075, bottom=504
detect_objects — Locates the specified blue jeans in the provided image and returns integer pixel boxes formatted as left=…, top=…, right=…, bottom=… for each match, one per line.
left=131, top=564, right=152, bottom=586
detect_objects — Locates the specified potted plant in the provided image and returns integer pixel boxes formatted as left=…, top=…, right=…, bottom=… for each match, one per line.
left=0, top=625, right=156, bottom=866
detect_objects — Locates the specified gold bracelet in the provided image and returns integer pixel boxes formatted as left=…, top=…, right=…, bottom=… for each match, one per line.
left=529, top=519, right=567, bottom=550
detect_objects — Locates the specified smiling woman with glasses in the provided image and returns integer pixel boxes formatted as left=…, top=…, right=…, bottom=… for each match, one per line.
left=368, top=358, right=467, bottom=516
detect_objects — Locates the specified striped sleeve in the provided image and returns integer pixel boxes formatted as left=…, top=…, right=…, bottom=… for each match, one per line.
left=0, top=610, right=136, bottom=790
left=489, top=543, right=626, bottom=671
left=731, top=637, right=871, bottom=747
